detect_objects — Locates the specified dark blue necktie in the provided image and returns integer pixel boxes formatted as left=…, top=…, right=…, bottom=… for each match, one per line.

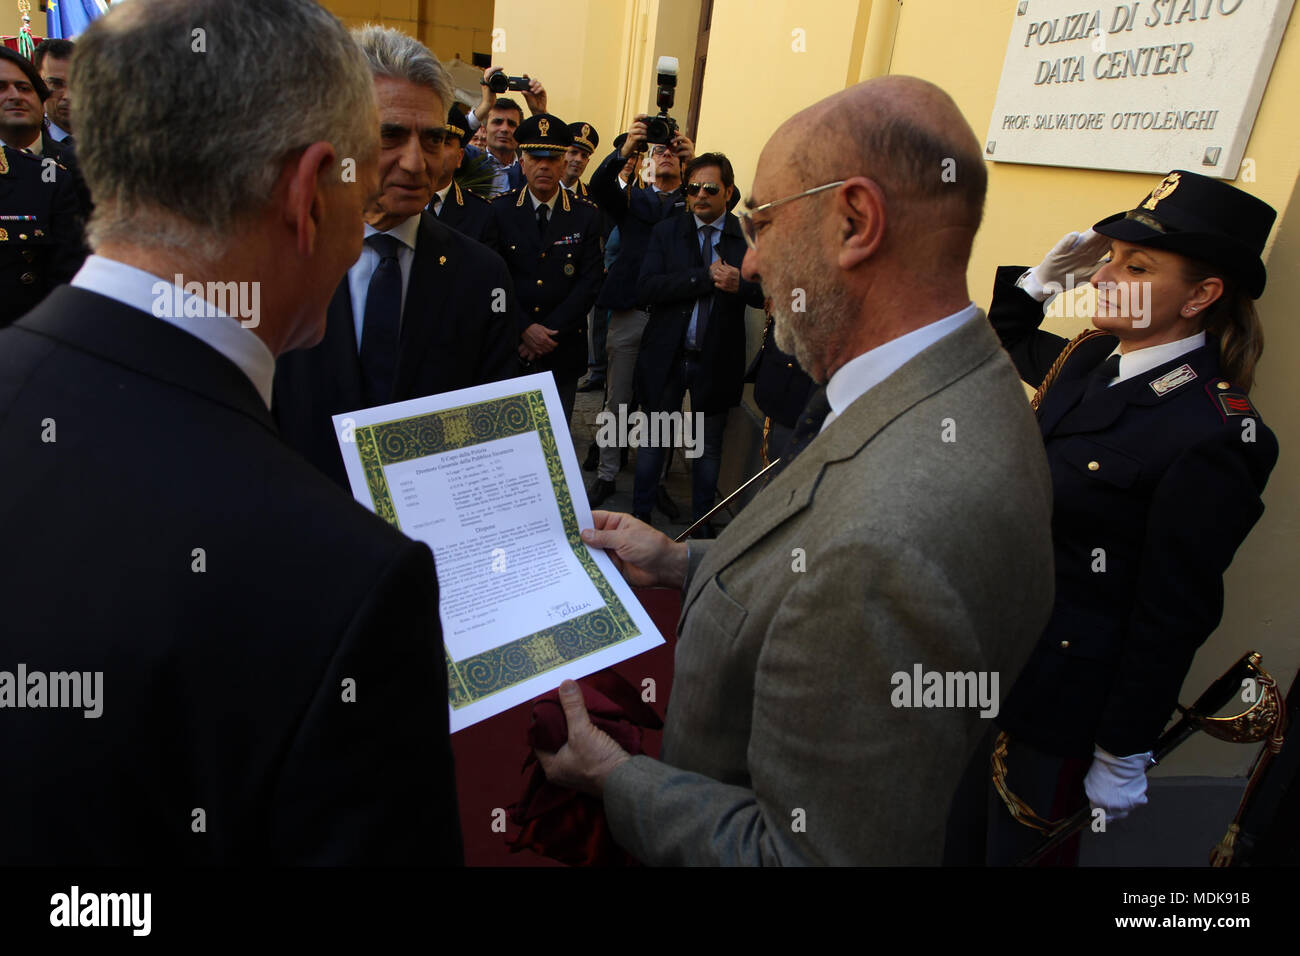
left=359, top=233, right=403, bottom=407
left=1083, top=354, right=1121, bottom=402
left=782, top=387, right=832, bottom=463
left=687, top=224, right=715, bottom=349
left=537, top=203, right=549, bottom=237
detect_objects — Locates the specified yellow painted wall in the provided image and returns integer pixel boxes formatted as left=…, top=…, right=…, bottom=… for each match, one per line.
left=324, top=0, right=495, bottom=66
left=1, top=7, right=21, bottom=37
left=694, top=0, right=872, bottom=195
left=489, top=0, right=703, bottom=179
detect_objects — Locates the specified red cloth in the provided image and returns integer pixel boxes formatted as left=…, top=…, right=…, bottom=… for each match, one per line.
left=507, top=669, right=662, bottom=866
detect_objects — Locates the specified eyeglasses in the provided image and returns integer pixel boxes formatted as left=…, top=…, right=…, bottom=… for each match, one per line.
left=739, top=180, right=846, bottom=250
left=685, top=182, right=721, bottom=196
left=649, top=145, right=671, bottom=156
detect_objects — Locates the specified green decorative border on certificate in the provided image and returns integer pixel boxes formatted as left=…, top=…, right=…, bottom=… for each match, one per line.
left=355, top=390, right=642, bottom=709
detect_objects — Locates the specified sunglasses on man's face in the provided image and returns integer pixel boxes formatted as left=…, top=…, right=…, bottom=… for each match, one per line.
left=686, top=182, right=722, bottom=196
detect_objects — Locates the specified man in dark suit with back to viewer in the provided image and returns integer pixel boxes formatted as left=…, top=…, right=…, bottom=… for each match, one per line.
left=0, top=0, right=462, bottom=866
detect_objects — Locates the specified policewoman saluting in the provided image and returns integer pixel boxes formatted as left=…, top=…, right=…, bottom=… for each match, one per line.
left=984, top=170, right=1280, bottom=864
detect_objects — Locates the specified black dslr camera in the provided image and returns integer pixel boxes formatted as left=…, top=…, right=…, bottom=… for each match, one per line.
left=643, top=56, right=679, bottom=146
left=483, top=71, right=531, bottom=94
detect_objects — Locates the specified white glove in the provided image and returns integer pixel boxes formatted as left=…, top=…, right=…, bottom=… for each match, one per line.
left=1084, top=746, right=1152, bottom=822
left=1016, top=229, right=1110, bottom=303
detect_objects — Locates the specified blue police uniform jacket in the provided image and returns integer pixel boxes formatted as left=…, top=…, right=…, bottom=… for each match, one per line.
left=987, top=265, right=1278, bottom=759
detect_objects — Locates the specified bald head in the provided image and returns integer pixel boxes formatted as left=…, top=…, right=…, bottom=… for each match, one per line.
left=781, top=76, right=986, bottom=236
left=741, top=77, right=985, bottom=383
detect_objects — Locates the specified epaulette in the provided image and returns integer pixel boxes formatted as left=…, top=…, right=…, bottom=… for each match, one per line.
left=0, top=145, right=49, bottom=175
left=1206, top=378, right=1260, bottom=422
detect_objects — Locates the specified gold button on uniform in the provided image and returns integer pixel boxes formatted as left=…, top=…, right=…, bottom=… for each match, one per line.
left=536, top=279, right=543, bottom=285
left=20, top=272, right=36, bottom=285
left=1087, top=461, right=1100, bottom=471
left=1216, top=381, right=1231, bottom=391
left=1059, top=640, right=1070, bottom=649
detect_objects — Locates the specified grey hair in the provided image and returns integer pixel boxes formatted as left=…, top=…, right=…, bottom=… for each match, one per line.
left=74, top=0, right=376, bottom=257
left=352, top=25, right=452, bottom=108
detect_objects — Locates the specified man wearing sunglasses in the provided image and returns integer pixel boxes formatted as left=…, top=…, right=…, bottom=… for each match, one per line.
left=585, top=119, right=695, bottom=515
left=631, top=152, right=762, bottom=534
left=536, top=77, right=1055, bottom=865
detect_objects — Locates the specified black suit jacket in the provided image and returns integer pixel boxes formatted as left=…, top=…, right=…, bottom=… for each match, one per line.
left=274, top=212, right=520, bottom=488
left=988, top=266, right=1279, bottom=758
left=0, top=286, right=462, bottom=865
left=588, top=148, right=686, bottom=310
left=490, top=187, right=603, bottom=377
left=744, top=314, right=816, bottom=429
left=432, top=180, right=498, bottom=250
left=635, top=211, right=764, bottom=414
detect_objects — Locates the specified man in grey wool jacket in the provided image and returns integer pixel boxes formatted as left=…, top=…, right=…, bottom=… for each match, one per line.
left=537, top=76, right=1056, bottom=866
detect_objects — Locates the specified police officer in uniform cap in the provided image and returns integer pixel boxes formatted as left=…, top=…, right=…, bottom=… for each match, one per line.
left=562, top=121, right=599, bottom=198
left=489, top=112, right=603, bottom=426
left=969, top=170, right=1280, bottom=865
left=428, top=103, right=497, bottom=248
left=0, top=143, right=85, bottom=327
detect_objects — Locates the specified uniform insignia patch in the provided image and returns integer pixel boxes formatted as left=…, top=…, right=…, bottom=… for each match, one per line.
left=563, top=263, right=575, bottom=276
left=1216, top=391, right=1257, bottom=417
left=0, top=149, right=8, bottom=176
left=1148, top=363, right=1196, bottom=396
left=0, top=228, right=7, bottom=241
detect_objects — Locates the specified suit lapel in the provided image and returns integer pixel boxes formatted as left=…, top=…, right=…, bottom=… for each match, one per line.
left=682, top=311, right=1003, bottom=620
left=393, top=212, right=450, bottom=400
left=320, top=278, right=364, bottom=409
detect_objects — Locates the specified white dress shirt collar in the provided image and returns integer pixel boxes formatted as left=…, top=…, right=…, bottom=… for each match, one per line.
left=363, top=214, right=421, bottom=252
left=1105, top=331, right=1207, bottom=386
left=528, top=189, right=560, bottom=213
left=70, top=254, right=276, bottom=408
left=821, top=303, right=980, bottom=434
left=46, top=120, right=70, bottom=143
left=431, top=184, right=452, bottom=213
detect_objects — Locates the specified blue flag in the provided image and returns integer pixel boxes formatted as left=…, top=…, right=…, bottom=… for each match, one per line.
left=46, top=0, right=109, bottom=40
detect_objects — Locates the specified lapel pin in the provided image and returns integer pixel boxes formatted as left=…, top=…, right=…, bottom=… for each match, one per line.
left=439, top=255, right=447, bottom=266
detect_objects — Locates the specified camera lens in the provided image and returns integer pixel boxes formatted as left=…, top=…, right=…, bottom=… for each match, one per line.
left=488, top=72, right=508, bottom=94
left=645, top=117, right=668, bottom=144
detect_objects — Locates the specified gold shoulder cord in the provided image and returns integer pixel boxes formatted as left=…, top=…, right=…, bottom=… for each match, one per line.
left=1029, top=329, right=1110, bottom=412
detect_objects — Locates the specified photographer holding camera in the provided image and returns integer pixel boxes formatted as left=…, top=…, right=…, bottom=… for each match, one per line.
left=464, top=65, right=548, bottom=198
left=585, top=59, right=696, bottom=515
